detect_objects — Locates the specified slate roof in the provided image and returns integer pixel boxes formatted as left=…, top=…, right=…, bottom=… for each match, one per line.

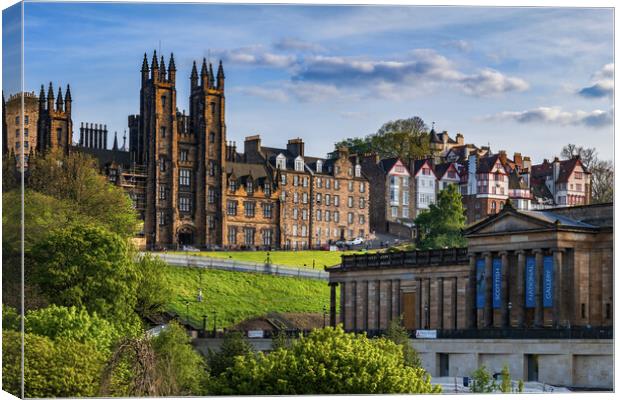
left=530, top=157, right=588, bottom=184
left=434, top=162, right=458, bottom=180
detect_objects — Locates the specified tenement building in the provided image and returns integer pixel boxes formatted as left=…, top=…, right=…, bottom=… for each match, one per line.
left=327, top=201, right=612, bottom=388
left=134, top=51, right=369, bottom=250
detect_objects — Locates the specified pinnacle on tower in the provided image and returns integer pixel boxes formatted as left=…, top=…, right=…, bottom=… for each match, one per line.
left=151, top=50, right=159, bottom=80
left=168, top=53, right=176, bottom=71
left=112, top=131, right=119, bottom=151
left=47, top=82, right=55, bottom=110
left=208, top=63, right=215, bottom=87
left=160, top=55, right=166, bottom=80
left=217, top=60, right=225, bottom=89
left=190, top=60, right=198, bottom=88
left=38, top=84, right=46, bottom=104
left=56, top=86, right=63, bottom=111
left=141, top=52, right=149, bottom=72
left=64, top=84, right=72, bottom=101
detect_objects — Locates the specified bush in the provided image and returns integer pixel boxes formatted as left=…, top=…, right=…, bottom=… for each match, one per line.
left=207, top=331, right=254, bottom=376
left=210, top=326, right=440, bottom=395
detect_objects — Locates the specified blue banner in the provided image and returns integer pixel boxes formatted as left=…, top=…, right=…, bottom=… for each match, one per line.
left=543, top=256, right=554, bottom=308
left=525, top=256, right=536, bottom=308
left=492, top=258, right=502, bottom=309
left=476, top=259, right=486, bottom=309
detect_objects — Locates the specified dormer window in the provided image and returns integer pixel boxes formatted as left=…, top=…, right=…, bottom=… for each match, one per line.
left=295, top=156, right=304, bottom=172
left=355, top=164, right=361, bottom=177
left=316, top=160, right=323, bottom=173
left=230, top=179, right=237, bottom=192
left=276, top=154, right=286, bottom=170
left=264, top=183, right=271, bottom=196
left=246, top=180, right=253, bottom=194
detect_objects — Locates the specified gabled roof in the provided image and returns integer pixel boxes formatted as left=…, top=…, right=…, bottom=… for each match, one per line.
left=464, top=200, right=599, bottom=236
left=411, top=158, right=437, bottom=178
left=531, top=157, right=589, bottom=183
left=508, top=169, right=529, bottom=190
left=434, top=162, right=459, bottom=180
left=476, top=154, right=506, bottom=174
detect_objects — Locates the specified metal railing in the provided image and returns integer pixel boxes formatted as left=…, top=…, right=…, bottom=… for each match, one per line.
left=355, top=327, right=613, bottom=340
left=340, top=247, right=469, bottom=269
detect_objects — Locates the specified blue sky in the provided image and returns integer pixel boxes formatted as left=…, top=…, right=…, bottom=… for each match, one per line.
left=5, top=2, right=614, bottom=162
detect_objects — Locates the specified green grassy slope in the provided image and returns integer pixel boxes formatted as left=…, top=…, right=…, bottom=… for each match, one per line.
left=165, top=266, right=336, bottom=329
left=171, top=249, right=374, bottom=269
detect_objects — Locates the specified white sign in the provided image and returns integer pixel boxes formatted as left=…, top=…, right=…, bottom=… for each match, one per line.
left=247, top=330, right=264, bottom=338
left=415, top=330, right=437, bottom=339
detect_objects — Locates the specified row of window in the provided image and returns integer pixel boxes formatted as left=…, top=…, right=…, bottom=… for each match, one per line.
left=15, top=129, right=29, bottom=138
left=282, top=174, right=366, bottom=193
left=226, top=200, right=273, bottom=218
left=390, top=207, right=410, bottom=219
left=227, top=227, right=273, bottom=246
left=14, top=116, right=30, bottom=124
left=229, top=180, right=272, bottom=196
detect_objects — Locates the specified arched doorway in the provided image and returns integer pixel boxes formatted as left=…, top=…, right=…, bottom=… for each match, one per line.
left=177, top=225, right=195, bottom=247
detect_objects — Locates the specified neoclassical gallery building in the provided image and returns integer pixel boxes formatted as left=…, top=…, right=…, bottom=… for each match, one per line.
left=327, top=202, right=613, bottom=389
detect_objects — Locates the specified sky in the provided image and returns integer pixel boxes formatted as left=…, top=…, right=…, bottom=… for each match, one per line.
left=3, top=2, right=614, bottom=162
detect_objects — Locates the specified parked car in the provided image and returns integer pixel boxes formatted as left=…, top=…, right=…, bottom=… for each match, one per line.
left=345, top=237, right=365, bottom=246
left=182, top=245, right=200, bottom=252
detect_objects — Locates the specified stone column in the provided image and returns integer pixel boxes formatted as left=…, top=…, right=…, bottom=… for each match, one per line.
left=329, top=282, right=338, bottom=327
left=356, top=280, right=367, bottom=331
left=351, top=281, right=357, bottom=330
left=367, top=280, right=377, bottom=331
left=533, top=249, right=544, bottom=327
left=452, top=277, right=458, bottom=330
left=515, top=250, right=526, bottom=327
left=415, top=279, right=422, bottom=329
left=500, top=251, right=510, bottom=327
left=437, top=277, right=444, bottom=330
left=484, top=252, right=493, bottom=328
left=553, top=248, right=564, bottom=327
left=391, top=279, right=400, bottom=320
left=380, top=280, right=391, bottom=329
left=468, top=254, right=477, bottom=329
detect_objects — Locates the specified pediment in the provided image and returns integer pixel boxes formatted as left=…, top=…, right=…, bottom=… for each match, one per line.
left=469, top=212, right=552, bottom=235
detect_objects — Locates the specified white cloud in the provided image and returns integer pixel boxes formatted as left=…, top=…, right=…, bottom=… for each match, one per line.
left=484, top=106, right=613, bottom=127
left=219, top=45, right=297, bottom=68
left=236, top=86, right=289, bottom=102
left=578, top=63, right=614, bottom=98
left=294, top=49, right=528, bottom=97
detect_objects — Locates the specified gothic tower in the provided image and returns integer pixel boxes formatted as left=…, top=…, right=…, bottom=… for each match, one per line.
left=36, top=82, right=72, bottom=154
left=189, top=57, right=227, bottom=246
left=141, top=51, right=179, bottom=248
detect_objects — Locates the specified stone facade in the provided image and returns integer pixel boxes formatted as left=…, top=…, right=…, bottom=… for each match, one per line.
left=134, top=52, right=368, bottom=250
left=36, top=83, right=72, bottom=155
left=4, top=91, right=39, bottom=168
left=328, top=202, right=613, bottom=331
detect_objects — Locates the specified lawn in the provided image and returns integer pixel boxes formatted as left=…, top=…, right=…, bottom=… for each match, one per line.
left=164, top=265, right=336, bottom=330
left=171, top=249, right=375, bottom=269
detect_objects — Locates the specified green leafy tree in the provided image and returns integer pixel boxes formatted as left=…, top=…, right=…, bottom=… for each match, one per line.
left=134, top=254, right=173, bottom=320
left=470, top=365, right=495, bottom=393
left=2, top=149, right=18, bottom=191
left=24, top=304, right=135, bottom=355
left=151, top=322, right=209, bottom=395
left=210, top=326, right=440, bottom=395
left=334, top=117, right=431, bottom=161
left=27, top=149, right=139, bottom=238
left=384, top=317, right=422, bottom=369
left=30, top=222, right=139, bottom=321
left=207, top=330, right=255, bottom=376
left=101, top=322, right=208, bottom=396
left=500, top=364, right=512, bottom=393
left=2, top=330, right=108, bottom=398
left=415, top=184, right=467, bottom=249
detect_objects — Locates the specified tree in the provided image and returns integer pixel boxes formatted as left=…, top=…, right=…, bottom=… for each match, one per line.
left=560, top=143, right=613, bottom=204
left=334, top=116, right=431, bottom=161
left=414, top=184, right=467, bottom=249
left=384, top=317, right=422, bottom=369
left=210, top=326, right=441, bottom=395
left=470, top=365, right=495, bottom=393
left=134, top=254, right=173, bottom=320
left=100, top=322, right=208, bottom=396
left=27, top=149, right=139, bottom=238
left=2, top=330, right=108, bottom=398
left=24, top=304, right=134, bottom=355
left=207, top=331, right=255, bottom=377
left=30, top=222, right=139, bottom=321
left=500, top=364, right=512, bottom=393
left=590, top=159, right=613, bottom=204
